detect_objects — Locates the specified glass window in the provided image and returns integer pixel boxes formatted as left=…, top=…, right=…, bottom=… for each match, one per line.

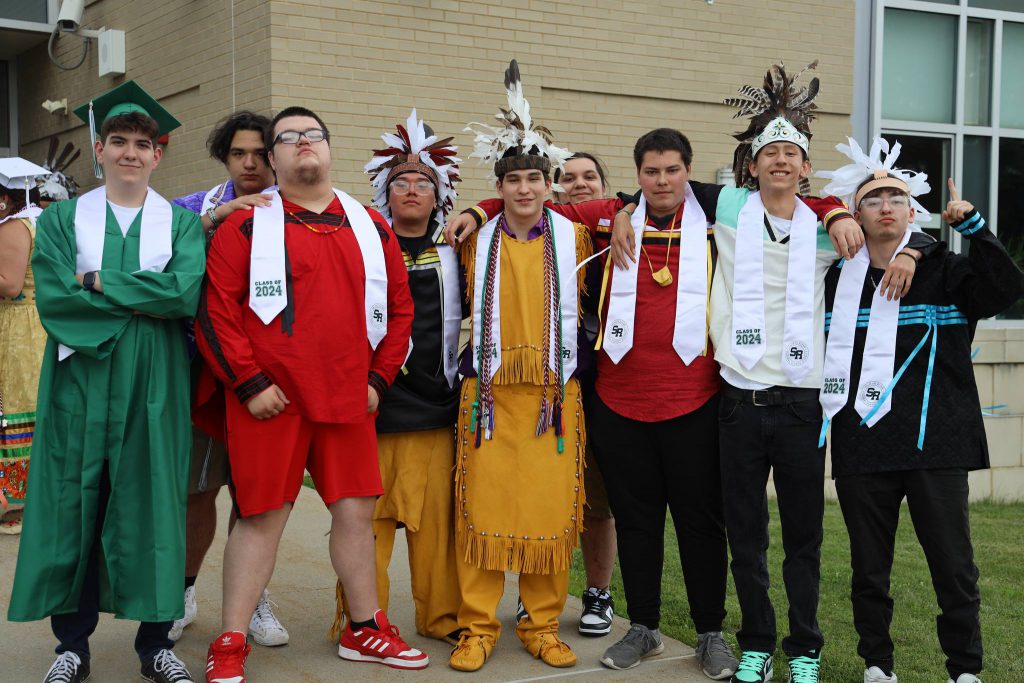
left=882, top=133, right=951, bottom=239
left=963, top=136, right=991, bottom=220
left=1001, top=22, right=1024, bottom=129
left=882, top=9, right=957, bottom=123
left=0, top=0, right=48, bottom=23
left=969, top=0, right=1024, bottom=11
left=0, top=61, right=9, bottom=149
left=995, top=138, right=1024, bottom=318
left=965, top=19, right=993, bottom=126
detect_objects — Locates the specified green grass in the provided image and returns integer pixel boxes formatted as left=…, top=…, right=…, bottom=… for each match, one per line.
left=569, top=500, right=1023, bottom=682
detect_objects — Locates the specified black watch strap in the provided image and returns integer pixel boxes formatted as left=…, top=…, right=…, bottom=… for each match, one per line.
left=83, top=271, right=97, bottom=292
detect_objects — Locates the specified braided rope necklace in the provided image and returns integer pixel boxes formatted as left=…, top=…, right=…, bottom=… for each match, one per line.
left=471, top=210, right=566, bottom=452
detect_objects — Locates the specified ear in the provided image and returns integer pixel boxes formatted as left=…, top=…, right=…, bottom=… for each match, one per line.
left=853, top=209, right=864, bottom=226
left=544, top=177, right=552, bottom=192
left=268, top=148, right=277, bottom=173
left=748, top=158, right=758, bottom=179
left=908, top=205, right=915, bottom=223
left=799, top=158, right=812, bottom=179
left=152, top=146, right=163, bottom=167
left=94, top=139, right=104, bottom=164
left=494, top=179, right=502, bottom=193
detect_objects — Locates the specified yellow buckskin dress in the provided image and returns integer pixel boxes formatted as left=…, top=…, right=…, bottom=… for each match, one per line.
left=453, top=217, right=591, bottom=652
left=0, top=215, right=46, bottom=531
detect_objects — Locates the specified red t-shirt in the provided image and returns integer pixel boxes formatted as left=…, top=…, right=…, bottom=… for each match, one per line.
left=195, top=196, right=413, bottom=424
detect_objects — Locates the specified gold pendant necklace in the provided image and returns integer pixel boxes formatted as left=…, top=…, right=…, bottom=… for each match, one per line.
left=642, top=211, right=677, bottom=287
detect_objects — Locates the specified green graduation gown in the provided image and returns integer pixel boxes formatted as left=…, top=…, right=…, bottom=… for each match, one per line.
left=7, top=196, right=204, bottom=623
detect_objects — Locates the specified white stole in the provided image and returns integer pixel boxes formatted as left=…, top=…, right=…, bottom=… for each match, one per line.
left=602, top=185, right=709, bottom=365
left=821, top=230, right=912, bottom=425
left=201, top=182, right=229, bottom=213
left=249, top=189, right=388, bottom=348
left=59, top=186, right=173, bottom=360
left=472, top=209, right=578, bottom=383
left=437, top=242, right=462, bottom=388
left=731, top=192, right=817, bottom=384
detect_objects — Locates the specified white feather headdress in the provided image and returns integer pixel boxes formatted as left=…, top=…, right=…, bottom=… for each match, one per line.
left=464, top=59, right=571, bottom=186
left=816, top=136, right=931, bottom=221
left=364, top=109, right=460, bottom=232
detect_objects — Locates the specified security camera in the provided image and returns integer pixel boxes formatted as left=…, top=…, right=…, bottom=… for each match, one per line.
left=57, top=0, right=86, bottom=32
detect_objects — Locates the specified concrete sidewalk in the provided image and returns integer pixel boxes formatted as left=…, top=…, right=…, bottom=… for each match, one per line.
left=2, top=486, right=706, bottom=682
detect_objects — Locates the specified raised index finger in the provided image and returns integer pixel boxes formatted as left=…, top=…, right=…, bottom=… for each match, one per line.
left=947, top=177, right=960, bottom=202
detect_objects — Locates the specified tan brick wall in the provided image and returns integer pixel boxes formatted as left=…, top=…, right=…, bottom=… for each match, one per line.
left=969, top=326, right=1024, bottom=502
left=15, top=0, right=271, bottom=200
left=264, top=0, right=856, bottom=202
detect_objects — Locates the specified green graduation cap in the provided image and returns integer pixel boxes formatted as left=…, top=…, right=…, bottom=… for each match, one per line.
left=73, top=80, right=181, bottom=178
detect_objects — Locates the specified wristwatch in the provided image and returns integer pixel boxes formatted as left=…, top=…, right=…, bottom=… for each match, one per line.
left=83, top=271, right=97, bottom=292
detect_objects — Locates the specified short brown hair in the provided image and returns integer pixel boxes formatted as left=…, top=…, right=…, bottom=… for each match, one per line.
left=100, top=112, right=160, bottom=143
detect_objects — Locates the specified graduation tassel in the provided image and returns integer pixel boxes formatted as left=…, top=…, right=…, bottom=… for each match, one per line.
left=88, top=102, right=103, bottom=180
left=553, top=400, right=564, bottom=453
left=470, top=400, right=479, bottom=433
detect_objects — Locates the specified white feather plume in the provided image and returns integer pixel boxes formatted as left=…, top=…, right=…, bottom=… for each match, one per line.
left=817, top=136, right=932, bottom=221
left=465, top=59, right=571, bottom=185
left=364, top=108, right=461, bottom=232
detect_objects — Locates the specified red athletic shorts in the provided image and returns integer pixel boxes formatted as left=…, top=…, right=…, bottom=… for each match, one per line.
left=224, top=396, right=383, bottom=518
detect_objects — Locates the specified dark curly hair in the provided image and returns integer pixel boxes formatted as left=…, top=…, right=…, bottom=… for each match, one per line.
left=207, top=111, right=272, bottom=164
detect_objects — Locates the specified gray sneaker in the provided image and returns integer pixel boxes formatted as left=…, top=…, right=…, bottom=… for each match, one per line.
left=600, top=623, right=665, bottom=670
left=696, top=631, right=738, bottom=680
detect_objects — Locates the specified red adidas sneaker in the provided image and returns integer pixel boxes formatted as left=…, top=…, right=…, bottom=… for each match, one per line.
left=206, top=631, right=251, bottom=683
left=337, top=610, right=429, bottom=670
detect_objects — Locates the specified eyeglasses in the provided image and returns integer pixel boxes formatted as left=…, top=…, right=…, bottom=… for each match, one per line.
left=860, top=196, right=910, bottom=211
left=273, top=128, right=329, bottom=145
left=390, top=179, right=435, bottom=195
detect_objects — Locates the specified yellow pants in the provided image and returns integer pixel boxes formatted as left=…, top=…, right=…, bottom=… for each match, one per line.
left=334, top=427, right=460, bottom=640
left=455, top=557, right=569, bottom=646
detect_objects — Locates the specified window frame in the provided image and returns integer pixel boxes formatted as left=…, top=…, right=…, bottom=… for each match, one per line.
left=859, top=0, right=1024, bottom=327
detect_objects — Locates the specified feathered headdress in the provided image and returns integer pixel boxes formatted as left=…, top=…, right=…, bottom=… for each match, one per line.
left=465, top=59, right=571, bottom=186
left=725, top=61, right=821, bottom=193
left=364, top=109, right=460, bottom=231
left=816, top=136, right=931, bottom=220
left=37, top=135, right=80, bottom=200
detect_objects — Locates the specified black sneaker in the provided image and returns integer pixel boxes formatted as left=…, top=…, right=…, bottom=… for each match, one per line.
left=140, top=649, right=194, bottom=683
left=579, top=586, right=614, bottom=636
left=43, top=652, right=90, bottom=683
left=515, top=596, right=528, bottom=623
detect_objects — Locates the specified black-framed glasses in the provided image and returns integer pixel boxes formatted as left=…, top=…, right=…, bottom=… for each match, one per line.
left=274, top=128, right=329, bottom=145
left=390, top=179, right=435, bottom=195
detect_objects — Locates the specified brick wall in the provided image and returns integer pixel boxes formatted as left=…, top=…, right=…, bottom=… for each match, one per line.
left=265, top=0, right=856, bottom=200
left=15, top=0, right=271, bottom=200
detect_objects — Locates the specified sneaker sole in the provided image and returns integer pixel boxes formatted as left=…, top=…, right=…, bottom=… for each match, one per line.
left=248, top=630, right=289, bottom=647
left=337, top=645, right=429, bottom=670
left=703, top=664, right=736, bottom=680
left=600, top=641, right=665, bottom=670
left=578, top=623, right=613, bottom=637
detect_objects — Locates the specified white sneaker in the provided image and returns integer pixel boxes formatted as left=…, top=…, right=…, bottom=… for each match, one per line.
left=865, top=666, right=898, bottom=683
left=167, top=586, right=197, bottom=642
left=948, top=675, right=982, bottom=683
left=248, top=589, right=289, bottom=646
